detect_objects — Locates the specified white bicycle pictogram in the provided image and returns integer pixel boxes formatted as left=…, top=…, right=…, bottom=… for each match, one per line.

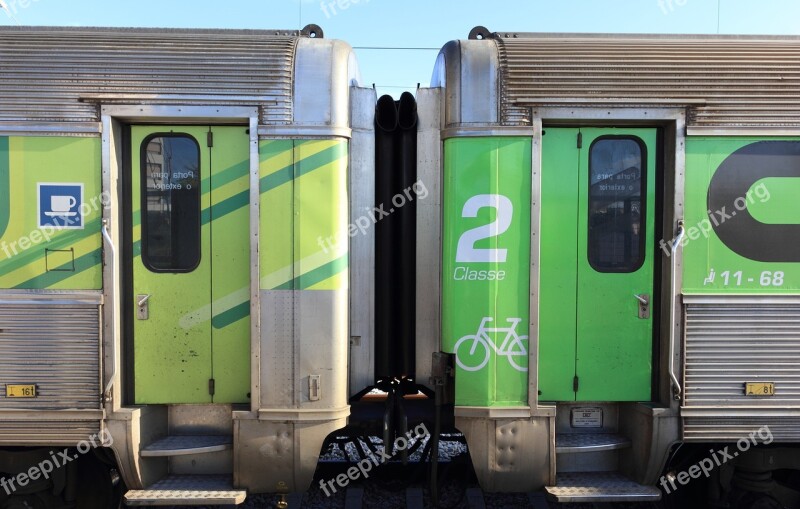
left=454, top=317, right=528, bottom=372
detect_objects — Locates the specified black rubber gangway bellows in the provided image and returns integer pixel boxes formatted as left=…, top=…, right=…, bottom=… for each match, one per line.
left=374, top=92, right=418, bottom=384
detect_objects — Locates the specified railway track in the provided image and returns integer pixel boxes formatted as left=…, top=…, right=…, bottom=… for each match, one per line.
left=173, top=430, right=666, bottom=508
left=176, top=489, right=665, bottom=508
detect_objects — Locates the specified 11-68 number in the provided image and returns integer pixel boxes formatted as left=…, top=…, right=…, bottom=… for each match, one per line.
left=719, top=270, right=785, bottom=287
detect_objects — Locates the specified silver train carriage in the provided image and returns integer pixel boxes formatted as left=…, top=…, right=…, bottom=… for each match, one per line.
left=0, top=25, right=365, bottom=508
left=427, top=28, right=800, bottom=507
left=0, top=24, right=799, bottom=509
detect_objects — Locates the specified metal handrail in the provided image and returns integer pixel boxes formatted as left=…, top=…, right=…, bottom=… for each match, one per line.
left=668, top=220, right=685, bottom=401
left=101, top=220, right=117, bottom=401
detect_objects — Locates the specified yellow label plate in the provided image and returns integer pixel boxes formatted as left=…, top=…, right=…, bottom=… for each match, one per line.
left=5, top=385, right=37, bottom=398
left=745, top=382, right=775, bottom=396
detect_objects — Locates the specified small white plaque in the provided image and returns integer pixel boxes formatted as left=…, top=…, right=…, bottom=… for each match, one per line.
left=571, top=407, right=603, bottom=428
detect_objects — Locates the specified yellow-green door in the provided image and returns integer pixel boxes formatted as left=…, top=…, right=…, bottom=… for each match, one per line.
left=131, top=126, right=250, bottom=404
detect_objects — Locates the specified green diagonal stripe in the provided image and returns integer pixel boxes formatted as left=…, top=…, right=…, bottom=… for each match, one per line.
left=12, top=143, right=347, bottom=285
left=0, top=218, right=101, bottom=274
left=0, top=137, right=9, bottom=239
left=211, top=191, right=248, bottom=221
left=260, top=143, right=347, bottom=193
left=294, top=141, right=347, bottom=180
left=260, top=140, right=289, bottom=161
left=274, top=255, right=348, bottom=290
left=131, top=143, right=346, bottom=228
left=204, top=258, right=348, bottom=327
left=187, top=143, right=348, bottom=224
left=212, top=301, right=250, bottom=329
left=260, top=164, right=293, bottom=194
left=210, top=159, right=248, bottom=189
left=14, top=249, right=102, bottom=289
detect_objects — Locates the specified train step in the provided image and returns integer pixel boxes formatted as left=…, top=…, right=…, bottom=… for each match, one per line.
left=141, top=435, right=233, bottom=457
left=555, top=431, right=631, bottom=473
left=123, top=474, right=246, bottom=506
left=555, top=432, right=631, bottom=453
left=545, top=472, right=661, bottom=503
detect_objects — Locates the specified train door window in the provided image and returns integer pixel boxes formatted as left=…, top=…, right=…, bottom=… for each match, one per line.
left=587, top=137, right=646, bottom=273
left=140, top=134, right=201, bottom=272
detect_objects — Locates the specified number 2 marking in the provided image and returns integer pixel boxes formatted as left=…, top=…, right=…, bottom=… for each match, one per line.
left=456, top=194, right=513, bottom=263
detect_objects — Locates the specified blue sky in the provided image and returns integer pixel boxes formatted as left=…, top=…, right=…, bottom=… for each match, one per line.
left=2, top=0, right=799, bottom=98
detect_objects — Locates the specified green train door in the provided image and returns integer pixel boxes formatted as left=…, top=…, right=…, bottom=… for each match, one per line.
left=131, top=126, right=251, bottom=404
left=539, top=128, right=657, bottom=401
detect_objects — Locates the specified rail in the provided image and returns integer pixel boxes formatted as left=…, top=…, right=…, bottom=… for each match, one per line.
left=101, top=219, right=117, bottom=402
left=669, top=220, right=685, bottom=400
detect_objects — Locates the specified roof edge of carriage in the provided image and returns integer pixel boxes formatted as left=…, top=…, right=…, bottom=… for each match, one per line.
left=435, top=27, right=800, bottom=132
left=0, top=23, right=359, bottom=133
left=474, top=27, right=800, bottom=42
left=0, top=23, right=323, bottom=38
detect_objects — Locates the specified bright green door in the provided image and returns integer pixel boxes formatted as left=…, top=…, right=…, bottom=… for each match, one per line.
left=131, top=126, right=250, bottom=404
left=540, top=128, right=656, bottom=401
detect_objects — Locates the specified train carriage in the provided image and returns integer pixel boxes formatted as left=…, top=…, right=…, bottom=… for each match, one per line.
left=1, top=23, right=800, bottom=509
left=0, top=25, right=366, bottom=507
left=429, top=28, right=800, bottom=506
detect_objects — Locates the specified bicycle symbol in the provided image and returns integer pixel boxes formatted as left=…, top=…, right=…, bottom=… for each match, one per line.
left=454, top=317, right=528, bottom=372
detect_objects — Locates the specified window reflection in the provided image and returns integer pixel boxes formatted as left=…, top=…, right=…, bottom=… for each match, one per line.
left=141, top=135, right=201, bottom=272
left=588, top=137, right=645, bottom=272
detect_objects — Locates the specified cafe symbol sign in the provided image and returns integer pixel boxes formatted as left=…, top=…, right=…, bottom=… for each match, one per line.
left=38, top=183, right=84, bottom=230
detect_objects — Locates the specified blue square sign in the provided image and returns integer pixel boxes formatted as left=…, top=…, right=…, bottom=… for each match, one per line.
left=38, top=183, right=84, bottom=229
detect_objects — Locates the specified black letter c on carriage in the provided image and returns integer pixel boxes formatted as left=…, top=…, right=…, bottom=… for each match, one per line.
left=707, top=141, right=800, bottom=262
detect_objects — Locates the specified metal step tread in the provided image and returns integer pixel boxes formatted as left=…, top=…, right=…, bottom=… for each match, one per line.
left=545, top=472, right=661, bottom=503
left=556, top=433, right=631, bottom=453
left=141, top=435, right=233, bottom=457
left=124, top=475, right=245, bottom=506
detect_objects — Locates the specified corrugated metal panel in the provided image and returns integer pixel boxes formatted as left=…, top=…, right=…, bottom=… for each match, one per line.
left=684, top=301, right=800, bottom=407
left=682, top=298, right=800, bottom=441
left=0, top=303, right=101, bottom=410
left=0, top=26, right=299, bottom=126
left=683, top=417, right=800, bottom=442
left=493, top=33, right=800, bottom=129
left=0, top=420, right=101, bottom=446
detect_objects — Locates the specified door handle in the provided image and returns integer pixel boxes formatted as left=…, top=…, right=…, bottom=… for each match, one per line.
left=137, top=294, right=150, bottom=320
left=634, top=293, right=650, bottom=319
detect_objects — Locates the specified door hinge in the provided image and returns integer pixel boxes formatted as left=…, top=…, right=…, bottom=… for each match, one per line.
left=208, top=378, right=215, bottom=396
left=573, top=376, right=580, bottom=392
left=577, top=131, right=583, bottom=149
left=207, top=131, right=214, bottom=148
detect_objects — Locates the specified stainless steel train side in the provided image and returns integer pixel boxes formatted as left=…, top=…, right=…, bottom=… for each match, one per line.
left=425, top=29, right=800, bottom=506
left=2, top=23, right=800, bottom=509
left=0, top=25, right=371, bottom=507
